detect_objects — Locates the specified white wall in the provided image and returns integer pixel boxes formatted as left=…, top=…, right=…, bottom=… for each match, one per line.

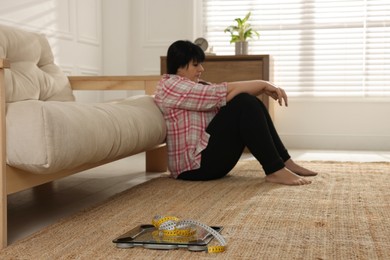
left=273, top=98, right=390, bottom=151
left=2, top=0, right=389, bottom=151
left=102, top=0, right=200, bottom=100
left=126, top=0, right=197, bottom=75
left=103, top=0, right=196, bottom=76
left=0, top=0, right=102, bottom=102
left=0, top=0, right=102, bottom=76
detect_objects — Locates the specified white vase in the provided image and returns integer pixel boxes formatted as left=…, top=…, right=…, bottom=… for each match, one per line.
left=235, top=41, right=248, bottom=55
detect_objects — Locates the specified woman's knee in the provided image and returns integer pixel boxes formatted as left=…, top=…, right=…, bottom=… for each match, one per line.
left=230, top=93, right=255, bottom=103
left=229, top=93, right=266, bottom=111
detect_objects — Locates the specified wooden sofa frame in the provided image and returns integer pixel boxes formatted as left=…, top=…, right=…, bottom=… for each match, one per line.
left=0, top=58, right=167, bottom=248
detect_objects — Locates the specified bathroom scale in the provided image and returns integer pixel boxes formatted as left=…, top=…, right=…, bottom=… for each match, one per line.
left=112, top=224, right=223, bottom=251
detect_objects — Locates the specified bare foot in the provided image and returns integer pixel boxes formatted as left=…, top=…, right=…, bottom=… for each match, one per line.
left=284, top=159, right=318, bottom=176
left=265, top=168, right=312, bottom=185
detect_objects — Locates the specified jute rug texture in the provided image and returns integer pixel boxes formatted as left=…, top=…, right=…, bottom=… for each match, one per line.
left=1, top=160, right=389, bottom=259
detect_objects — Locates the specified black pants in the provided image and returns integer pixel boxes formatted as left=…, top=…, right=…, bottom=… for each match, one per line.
left=178, top=93, right=291, bottom=181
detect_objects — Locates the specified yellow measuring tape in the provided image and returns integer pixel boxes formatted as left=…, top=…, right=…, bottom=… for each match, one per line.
left=152, top=215, right=227, bottom=253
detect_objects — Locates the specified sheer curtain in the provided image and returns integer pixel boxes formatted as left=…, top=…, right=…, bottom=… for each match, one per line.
left=202, top=0, right=390, bottom=97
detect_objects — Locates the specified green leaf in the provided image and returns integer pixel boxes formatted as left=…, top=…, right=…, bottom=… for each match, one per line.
left=223, top=11, right=259, bottom=43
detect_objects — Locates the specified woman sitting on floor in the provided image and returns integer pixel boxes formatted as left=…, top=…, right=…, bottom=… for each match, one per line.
left=154, top=40, right=317, bottom=185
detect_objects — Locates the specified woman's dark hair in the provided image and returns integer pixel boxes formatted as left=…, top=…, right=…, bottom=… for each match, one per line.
left=166, top=40, right=205, bottom=74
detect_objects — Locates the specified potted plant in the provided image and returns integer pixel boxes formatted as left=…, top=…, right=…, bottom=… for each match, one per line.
left=224, top=12, right=260, bottom=55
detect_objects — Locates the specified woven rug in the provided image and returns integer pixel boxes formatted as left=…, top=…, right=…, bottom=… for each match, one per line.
left=1, top=160, right=390, bottom=259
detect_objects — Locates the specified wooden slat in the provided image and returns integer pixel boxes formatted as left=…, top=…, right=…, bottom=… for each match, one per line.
left=6, top=159, right=134, bottom=195
left=68, top=75, right=161, bottom=91
left=6, top=143, right=166, bottom=195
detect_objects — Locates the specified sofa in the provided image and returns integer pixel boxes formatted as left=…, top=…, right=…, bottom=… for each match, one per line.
left=0, top=24, right=167, bottom=248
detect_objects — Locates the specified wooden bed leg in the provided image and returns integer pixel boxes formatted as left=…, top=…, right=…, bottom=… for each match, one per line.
left=0, top=166, right=6, bottom=249
left=1, top=61, right=9, bottom=249
left=145, top=145, right=167, bottom=173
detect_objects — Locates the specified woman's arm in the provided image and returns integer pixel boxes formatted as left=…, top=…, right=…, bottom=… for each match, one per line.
left=226, top=80, right=288, bottom=106
left=156, top=75, right=227, bottom=111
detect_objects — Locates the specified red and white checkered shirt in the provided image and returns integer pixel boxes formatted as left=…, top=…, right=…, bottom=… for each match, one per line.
left=154, top=74, right=227, bottom=178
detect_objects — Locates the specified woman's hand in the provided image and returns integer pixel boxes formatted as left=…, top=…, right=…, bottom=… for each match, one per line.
left=226, top=80, right=288, bottom=106
left=263, top=84, right=288, bottom=107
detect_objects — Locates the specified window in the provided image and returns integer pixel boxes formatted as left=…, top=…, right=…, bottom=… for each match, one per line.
left=202, top=0, right=390, bottom=97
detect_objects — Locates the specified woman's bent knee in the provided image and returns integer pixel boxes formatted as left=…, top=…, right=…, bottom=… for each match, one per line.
left=230, top=93, right=255, bottom=103
left=228, top=93, right=266, bottom=111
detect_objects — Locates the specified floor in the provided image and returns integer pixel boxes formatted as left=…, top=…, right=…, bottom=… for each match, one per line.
left=7, top=150, right=390, bottom=244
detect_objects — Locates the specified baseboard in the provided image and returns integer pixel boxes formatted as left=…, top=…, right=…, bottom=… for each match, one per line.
left=280, top=134, right=390, bottom=151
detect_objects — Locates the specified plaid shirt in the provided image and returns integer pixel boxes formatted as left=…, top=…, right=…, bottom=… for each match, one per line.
left=154, top=74, right=227, bottom=178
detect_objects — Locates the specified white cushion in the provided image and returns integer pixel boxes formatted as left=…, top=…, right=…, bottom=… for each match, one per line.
left=0, top=24, right=74, bottom=102
left=6, top=96, right=166, bottom=174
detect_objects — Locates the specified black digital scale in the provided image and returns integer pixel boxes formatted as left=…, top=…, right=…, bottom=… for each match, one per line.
left=113, top=224, right=223, bottom=251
